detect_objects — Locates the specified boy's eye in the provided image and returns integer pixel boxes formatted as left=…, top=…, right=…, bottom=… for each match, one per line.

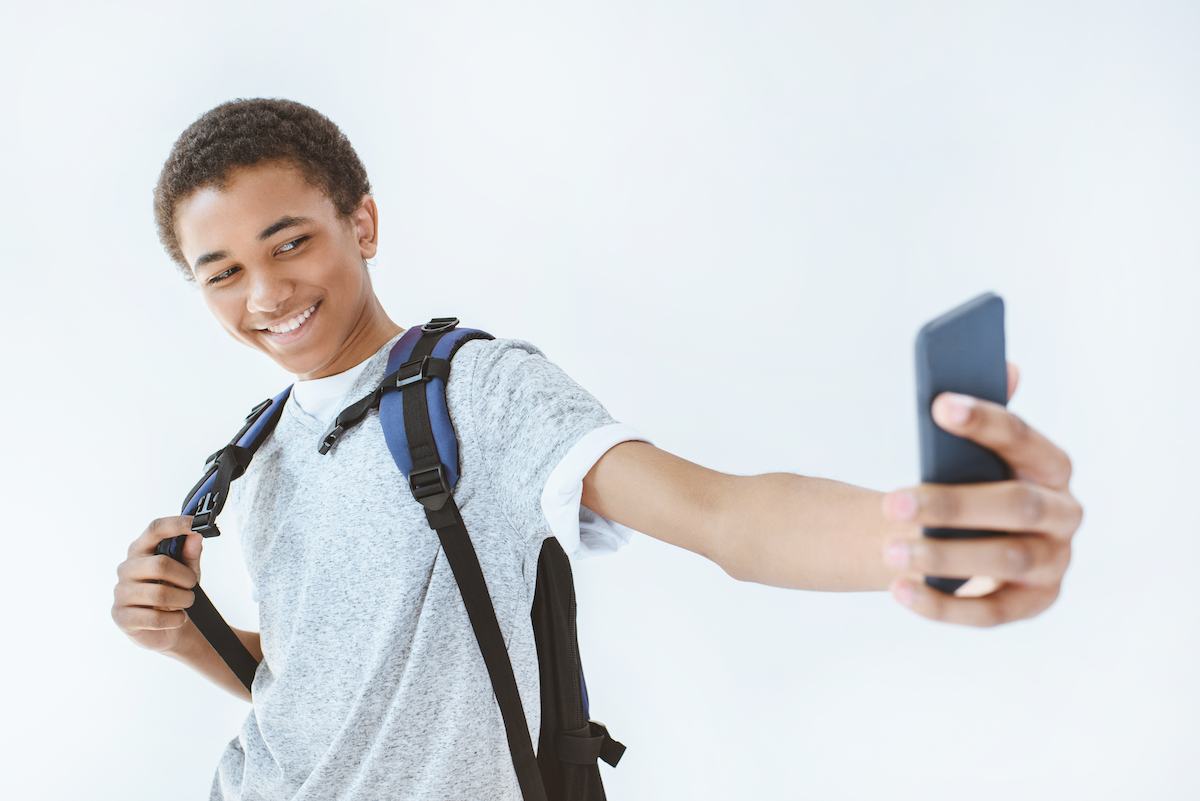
left=207, top=265, right=240, bottom=285
left=276, top=236, right=309, bottom=255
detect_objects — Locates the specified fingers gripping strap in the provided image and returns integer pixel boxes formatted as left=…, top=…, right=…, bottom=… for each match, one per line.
left=163, top=387, right=291, bottom=561
left=158, top=387, right=291, bottom=694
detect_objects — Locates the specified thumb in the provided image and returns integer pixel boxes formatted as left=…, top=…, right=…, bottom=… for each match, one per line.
left=181, top=531, right=204, bottom=586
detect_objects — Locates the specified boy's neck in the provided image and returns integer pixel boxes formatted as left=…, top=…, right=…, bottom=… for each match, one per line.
left=298, top=298, right=403, bottom=381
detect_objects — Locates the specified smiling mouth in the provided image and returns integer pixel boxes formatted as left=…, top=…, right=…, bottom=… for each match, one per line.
left=263, top=304, right=317, bottom=334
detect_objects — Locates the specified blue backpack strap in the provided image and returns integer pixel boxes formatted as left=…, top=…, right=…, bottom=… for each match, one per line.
left=156, top=386, right=292, bottom=694
left=376, top=319, right=548, bottom=801
left=321, top=319, right=623, bottom=794
left=378, top=319, right=494, bottom=490
left=166, top=385, right=292, bottom=558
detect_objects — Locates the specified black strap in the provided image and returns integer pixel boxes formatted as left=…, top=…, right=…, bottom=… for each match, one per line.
left=402, top=324, right=548, bottom=801
left=190, top=444, right=253, bottom=535
left=318, top=357, right=452, bottom=455
left=400, top=332, right=448, bottom=481
left=162, top=396, right=287, bottom=694
left=189, top=584, right=259, bottom=691
left=426, top=502, right=547, bottom=801
left=556, top=721, right=627, bottom=768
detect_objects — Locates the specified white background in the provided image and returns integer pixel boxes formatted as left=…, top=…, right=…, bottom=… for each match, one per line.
left=1, top=1, right=1196, bottom=798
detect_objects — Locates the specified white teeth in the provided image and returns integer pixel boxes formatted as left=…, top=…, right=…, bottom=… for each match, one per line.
left=266, top=305, right=316, bottom=334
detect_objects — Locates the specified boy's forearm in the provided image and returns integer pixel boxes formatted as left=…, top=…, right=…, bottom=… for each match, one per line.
left=712, top=473, right=892, bottom=592
left=584, top=443, right=892, bottom=592
left=165, top=619, right=262, bottom=702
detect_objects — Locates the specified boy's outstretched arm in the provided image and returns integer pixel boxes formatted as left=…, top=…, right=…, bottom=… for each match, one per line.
left=113, top=517, right=262, bottom=701
left=581, top=363, right=1083, bottom=626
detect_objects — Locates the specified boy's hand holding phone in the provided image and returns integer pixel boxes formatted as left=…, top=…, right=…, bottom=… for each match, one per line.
left=880, top=363, right=1083, bottom=626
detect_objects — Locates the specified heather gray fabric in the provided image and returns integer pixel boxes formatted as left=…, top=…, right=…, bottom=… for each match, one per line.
left=211, top=335, right=620, bottom=801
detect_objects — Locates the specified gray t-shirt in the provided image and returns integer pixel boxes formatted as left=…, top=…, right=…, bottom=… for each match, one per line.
left=212, top=335, right=624, bottom=800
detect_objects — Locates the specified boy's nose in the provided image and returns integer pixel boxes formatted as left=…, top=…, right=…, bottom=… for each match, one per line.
left=245, top=269, right=295, bottom=315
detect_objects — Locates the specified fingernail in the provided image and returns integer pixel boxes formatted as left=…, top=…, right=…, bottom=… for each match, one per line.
left=884, top=541, right=910, bottom=568
left=942, top=393, right=974, bottom=425
left=892, top=581, right=917, bottom=607
left=886, top=491, right=917, bottom=520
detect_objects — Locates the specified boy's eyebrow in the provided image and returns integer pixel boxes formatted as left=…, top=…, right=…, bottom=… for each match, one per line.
left=192, top=216, right=317, bottom=272
left=257, top=215, right=315, bottom=241
left=193, top=250, right=230, bottom=272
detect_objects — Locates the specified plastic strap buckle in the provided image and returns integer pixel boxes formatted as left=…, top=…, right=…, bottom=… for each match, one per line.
left=409, top=464, right=452, bottom=511
left=395, top=356, right=433, bottom=390
left=421, top=317, right=459, bottom=334
left=318, top=424, right=345, bottom=455
left=191, top=490, right=222, bottom=536
left=318, top=386, right=387, bottom=455
left=189, top=444, right=252, bottom=536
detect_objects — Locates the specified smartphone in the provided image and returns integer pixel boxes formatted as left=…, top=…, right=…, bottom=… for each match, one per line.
left=915, top=292, right=1012, bottom=594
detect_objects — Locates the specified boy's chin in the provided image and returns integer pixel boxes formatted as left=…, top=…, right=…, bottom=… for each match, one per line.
left=248, top=335, right=331, bottom=378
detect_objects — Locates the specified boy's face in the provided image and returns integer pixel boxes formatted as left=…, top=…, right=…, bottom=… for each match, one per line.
left=175, top=161, right=382, bottom=379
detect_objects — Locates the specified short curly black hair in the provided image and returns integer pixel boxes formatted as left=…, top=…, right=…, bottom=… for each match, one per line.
left=153, top=98, right=372, bottom=280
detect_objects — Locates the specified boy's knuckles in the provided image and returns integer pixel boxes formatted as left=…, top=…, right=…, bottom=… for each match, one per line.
left=1012, top=483, right=1046, bottom=527
left=149, top=554, right=177, bottom=576
left=150, top=584, right=177, bottom=607
left=150, top=609, right=182, bottom=630
left=1043, top=452, right=1073, bottom=491
left=116, top=559, right=134, bottom=581
left=1042, top=542, right=1071, bottom=583
left=151, top=554, right=196, bottom=586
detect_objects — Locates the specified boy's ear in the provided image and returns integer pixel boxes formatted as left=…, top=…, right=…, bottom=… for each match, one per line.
left=353, top=195, right=379, bottom=260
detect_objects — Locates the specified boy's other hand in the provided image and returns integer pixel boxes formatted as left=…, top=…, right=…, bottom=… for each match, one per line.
left=879, top=362, right=1083, bottom=626
left=112, top=517, right=203, bottom=652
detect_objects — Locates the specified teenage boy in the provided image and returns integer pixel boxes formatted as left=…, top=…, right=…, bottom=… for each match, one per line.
left=113, top=99, right=1082, bottom=800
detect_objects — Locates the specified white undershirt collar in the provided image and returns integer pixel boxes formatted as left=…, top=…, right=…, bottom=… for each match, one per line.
left=289, top=358, right=374, bottom=427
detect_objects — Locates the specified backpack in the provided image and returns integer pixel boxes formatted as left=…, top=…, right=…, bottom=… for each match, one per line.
left=158, top=318, right=625, bottom=801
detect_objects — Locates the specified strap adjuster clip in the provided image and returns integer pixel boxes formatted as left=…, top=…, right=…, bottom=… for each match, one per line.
left=191, top=491, right=221, bottom=536
left=409, top=464, right=452, bottom=511
left=245, top=398, right=272, bottom=421
left=395, top=356, right=432, bottom=390
left=318, top=424, right=345, bottom=455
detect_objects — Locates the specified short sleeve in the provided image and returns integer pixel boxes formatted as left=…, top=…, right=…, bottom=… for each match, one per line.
left=542, top=424, right=649, bottom=558
left=450, top=339, right=647, bottom=557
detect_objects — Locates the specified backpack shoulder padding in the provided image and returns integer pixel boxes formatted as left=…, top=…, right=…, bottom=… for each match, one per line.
left=379, top=324, right=493, bottom=489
